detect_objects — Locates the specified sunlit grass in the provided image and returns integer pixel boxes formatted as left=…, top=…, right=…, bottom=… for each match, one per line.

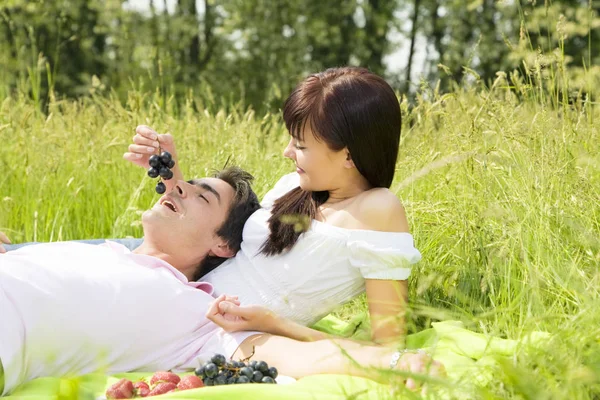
left=1, top=79, right=599, bottom=398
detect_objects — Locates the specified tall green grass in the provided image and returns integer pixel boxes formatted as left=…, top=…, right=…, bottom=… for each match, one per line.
left=1, top=76, right=599, bottom=397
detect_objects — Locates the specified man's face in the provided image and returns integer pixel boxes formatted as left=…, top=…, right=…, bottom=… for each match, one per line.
left=142, top=178, right=235, bottom=257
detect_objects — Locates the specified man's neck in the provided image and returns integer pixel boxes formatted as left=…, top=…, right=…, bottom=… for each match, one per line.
left=133, top=242, right=198, bottom=281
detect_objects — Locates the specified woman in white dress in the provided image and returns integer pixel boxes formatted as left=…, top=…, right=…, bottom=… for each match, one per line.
left=123, top=66, right=420, bottom=346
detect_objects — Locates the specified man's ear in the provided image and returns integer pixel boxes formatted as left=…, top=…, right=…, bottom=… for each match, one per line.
left=210, top=241, right=235, bottom=258
left=344, top=150, right=356, bottom=169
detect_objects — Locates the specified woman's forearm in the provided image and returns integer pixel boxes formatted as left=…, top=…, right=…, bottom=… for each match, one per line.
left=269, top=315, right=330, bottom=341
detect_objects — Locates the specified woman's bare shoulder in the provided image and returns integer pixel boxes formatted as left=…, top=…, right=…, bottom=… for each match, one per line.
left=353, top=188, right=409, bottom=232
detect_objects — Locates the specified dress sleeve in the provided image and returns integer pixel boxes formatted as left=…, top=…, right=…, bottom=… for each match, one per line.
left=347, top=231, right=422, bottom=280
left=260, top=172, right=301, bottom=208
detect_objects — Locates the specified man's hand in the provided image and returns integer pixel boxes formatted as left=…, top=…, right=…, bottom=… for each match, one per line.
left=123, top=125, right=178, bottom=169
left=206, top=294, right=278, bottom=333
left=0, top=231, right=11, bottom=253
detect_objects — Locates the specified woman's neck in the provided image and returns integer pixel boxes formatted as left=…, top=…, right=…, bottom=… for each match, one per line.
left=325, top=174, right=372, bottom=205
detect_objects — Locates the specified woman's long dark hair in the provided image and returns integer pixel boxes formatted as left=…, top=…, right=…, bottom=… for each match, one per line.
left=260, top=67, right=402, bottom=256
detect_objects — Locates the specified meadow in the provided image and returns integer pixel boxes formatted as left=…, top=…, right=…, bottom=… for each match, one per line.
left=0, top=77, right=599, bottom=398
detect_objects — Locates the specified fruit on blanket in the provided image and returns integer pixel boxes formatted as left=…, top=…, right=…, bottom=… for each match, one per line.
left=252, top=371, right=263, bottom=383
left=177, top=375, right=204, bottom=390
left=133, top=381, right=150, bottom=391
left=268, top=367, right=278, bottom=379
left=255, top=361, right=269, bottom=373
left=148, top=382, right=177, bottom=396
left=204, top=362, right=218, bottom=378
left=214, top=374, right=227, bottom=385
left=194, top=353, right=279, bottom=385
left=150, top=371, right=181, bottom=386
left=137, top=387, right=150, bottom=397
left=211, top=354, right=226, bottom=367
left=106, top=378, right=135, bottom=399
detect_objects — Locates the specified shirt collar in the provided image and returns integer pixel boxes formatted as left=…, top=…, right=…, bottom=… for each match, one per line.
left=103, top=240, right=214, bottom=295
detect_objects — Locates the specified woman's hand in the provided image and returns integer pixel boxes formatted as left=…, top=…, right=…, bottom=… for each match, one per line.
left=0, top=231, right=11, bottom=253
left=395, top=350, right=446, bottom=393
left=206, top=294, right=278, bottom=333
left=123, top=125, right=178, bottom=169
left=124, top=125, right=184, bottom=192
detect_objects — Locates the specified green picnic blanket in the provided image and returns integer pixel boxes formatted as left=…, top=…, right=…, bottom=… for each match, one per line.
left=3, top=316, right=549, bottom=399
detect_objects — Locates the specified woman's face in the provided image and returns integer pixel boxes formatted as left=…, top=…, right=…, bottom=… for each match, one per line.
left=282, top=127, right=349, bottom=192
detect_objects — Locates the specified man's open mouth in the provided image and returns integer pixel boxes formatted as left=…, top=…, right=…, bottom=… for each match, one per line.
left=160, top=199, right=178, bottom=213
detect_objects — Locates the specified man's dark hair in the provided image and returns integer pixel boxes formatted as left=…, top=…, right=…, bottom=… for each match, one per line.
left=192, top=166, right=261, bottom=280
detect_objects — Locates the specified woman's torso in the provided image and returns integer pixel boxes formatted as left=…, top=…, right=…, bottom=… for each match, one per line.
left=203, top=173, right=421, bottom=326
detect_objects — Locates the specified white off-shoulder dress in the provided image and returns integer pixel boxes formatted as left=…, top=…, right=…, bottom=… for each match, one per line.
left=203, top=173, right=422, bottom=327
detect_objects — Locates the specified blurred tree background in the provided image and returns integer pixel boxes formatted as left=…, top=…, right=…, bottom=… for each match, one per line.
left=0, top=0, right=598, bottom=113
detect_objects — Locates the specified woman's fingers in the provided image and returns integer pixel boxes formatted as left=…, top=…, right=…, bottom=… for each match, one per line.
left=128, top=144, right=159, bottom=155
left=123, top=152, right=144, bottom=161
left=133, top=134, right=160, bottom=149
left=0, top=232, right=11, bottom=254
left=0, top=231, right=11, bottom=244
left=223, top=295, right=241, bottom=306
left=135, top=125, right=159, bottom=140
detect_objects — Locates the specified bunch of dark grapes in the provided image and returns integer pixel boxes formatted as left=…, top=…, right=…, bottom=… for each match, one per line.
left=194, top=354, right=278, bottom=386
left=147, top=151, right=175, bottom=194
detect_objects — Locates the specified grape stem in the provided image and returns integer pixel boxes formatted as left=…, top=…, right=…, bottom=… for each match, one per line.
left=240, top=346, right=256, bottom=363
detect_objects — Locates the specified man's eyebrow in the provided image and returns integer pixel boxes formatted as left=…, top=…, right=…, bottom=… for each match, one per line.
left=187, top=180, right=222, bottom=204
left=199, top=182, right=221, bottom=204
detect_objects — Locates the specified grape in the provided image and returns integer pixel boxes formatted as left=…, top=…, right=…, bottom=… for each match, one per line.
left=159, top=166, right=172, bottom=179
left=204, top=363, right=218, bottom=378
left=256, top=361, right=269, bottom=374
left=214, top=374, right=227, bottom=386
left=239, top=367, right=253, bottom=379
left=147, top=167, right=159, bottom=178
left=204, top=378, right=214, bottom=386
left=267, top=367, right=278, bottom=379
left=160, top=151, right=172, bottom=165
left=261, top=376, right=276, bottom=384
left=236, top=376, right=250, bottom=384
left=155, top=182, right=166, bottom=194
left=227, top=376, right=237, bottom=385
left=211, top=354, right=227, bottom=367
left=194, top=365, right=205, bottom=377
left=225, top=361, right=235, bottom=371
left=252, top=371, right=263, bottom=383
left=167, top=159, right=176, bottom=169
left=149, top=155, right=161, bottom=168
left=249, top=361, right=258, bottom=370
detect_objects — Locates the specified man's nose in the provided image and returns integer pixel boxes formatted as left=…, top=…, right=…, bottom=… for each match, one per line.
left=173, top=180, right=188, bottom=198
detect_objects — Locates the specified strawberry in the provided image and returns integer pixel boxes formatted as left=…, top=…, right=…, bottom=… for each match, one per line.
left=148, top=382, right=177, bottom=396
left=106, top=378, right=134, bottom=399
left=133, top=381, right=150, bottom=397
left=177, top=375, right=204, bottom=390
left=150, top=371, right=180, bottom=386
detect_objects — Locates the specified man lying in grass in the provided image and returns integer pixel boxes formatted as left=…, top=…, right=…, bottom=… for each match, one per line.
left=0, top=167, right=444, bottom=396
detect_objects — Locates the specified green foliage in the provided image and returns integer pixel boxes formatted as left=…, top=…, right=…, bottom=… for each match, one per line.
left=3, top=0, right=597, bottom=112
left=1, top=69, right=599, bottom=397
